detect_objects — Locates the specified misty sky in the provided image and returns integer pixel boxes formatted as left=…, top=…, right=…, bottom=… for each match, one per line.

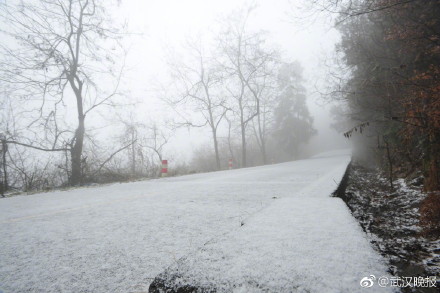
left=115, top=0, right=348, bottom=162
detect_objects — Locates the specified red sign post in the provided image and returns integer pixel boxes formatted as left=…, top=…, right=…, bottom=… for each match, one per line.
left=161, top=160, right=168, bottom=177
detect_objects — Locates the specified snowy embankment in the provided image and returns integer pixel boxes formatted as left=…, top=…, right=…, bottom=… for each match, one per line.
left=0, top=150, right=392, bottom=292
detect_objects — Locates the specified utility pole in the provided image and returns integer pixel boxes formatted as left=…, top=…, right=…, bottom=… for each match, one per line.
left=0, top=134, right=7, bottom=197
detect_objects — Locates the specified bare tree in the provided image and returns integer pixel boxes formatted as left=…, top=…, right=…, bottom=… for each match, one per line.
left=250, top=78, right=277, bottom=165
left=118, top=114, right=143, bottom=177
left=166, top=37, right=228, bottom=171
left=141, top=123, right=172, bottom=177
left=218, top=6, right=278, bottom=167
left=0, top=0, right=125, bottom=185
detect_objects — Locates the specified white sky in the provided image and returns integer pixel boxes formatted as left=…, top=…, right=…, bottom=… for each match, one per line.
left=114, top=0, right=348, bottom=162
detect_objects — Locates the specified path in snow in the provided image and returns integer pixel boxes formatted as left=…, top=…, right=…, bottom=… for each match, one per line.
left=0, top=150, right=392, bottom=292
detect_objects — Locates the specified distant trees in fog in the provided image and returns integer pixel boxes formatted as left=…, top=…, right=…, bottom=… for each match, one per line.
left=166, top=36, right=228, bottom=171
left=167, top=6, right=316, bottom=171
left=273, top=62, right=316, bottom=160
left=0, top=1, right=316, bottom=194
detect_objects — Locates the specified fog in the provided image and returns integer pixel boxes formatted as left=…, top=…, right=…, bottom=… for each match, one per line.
left=117, top=0, right=348, bottom=161
left=0, top=0, right=350, bottom=190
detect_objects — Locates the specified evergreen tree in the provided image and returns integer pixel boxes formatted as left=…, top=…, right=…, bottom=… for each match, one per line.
left=272, top=62, right=316, bottom=159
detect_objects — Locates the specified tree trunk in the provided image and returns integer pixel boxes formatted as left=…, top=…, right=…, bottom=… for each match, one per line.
left=69, top=79, right=85, bottom=186
left=384, top=139, right=394, bottom=190
left=131, top=130, right=136, bottom=176
left=70, top=118, right=85, bottom=186
left=257, top=111, right=266, bottom=165
left=261, top=143, right=267, bottom=165
left=239, top=95, right=247, bottom=168
left=1, top=139, right=7, bottom=196
left=212, top=129, right=221, bottom=170
left=241, top=122, right=247, bottom=168
left=252, top=121, right=267, bottom=165
left=425, top=133, right=440, bottom=191
left=207, top=106, right=221, bottom=171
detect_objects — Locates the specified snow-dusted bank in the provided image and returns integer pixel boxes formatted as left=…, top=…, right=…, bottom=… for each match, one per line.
left=0, top=150, right=393, bottom=292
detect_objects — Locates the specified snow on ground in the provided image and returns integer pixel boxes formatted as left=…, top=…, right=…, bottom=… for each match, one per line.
left=342, top=163, right=440, bottom=288
left=0, top=149, right=392, bottom=292
left=151, top=152, right=395, bottom=293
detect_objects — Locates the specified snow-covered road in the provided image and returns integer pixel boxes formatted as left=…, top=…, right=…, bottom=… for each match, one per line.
left=0, top=150, right=393, bottom=292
